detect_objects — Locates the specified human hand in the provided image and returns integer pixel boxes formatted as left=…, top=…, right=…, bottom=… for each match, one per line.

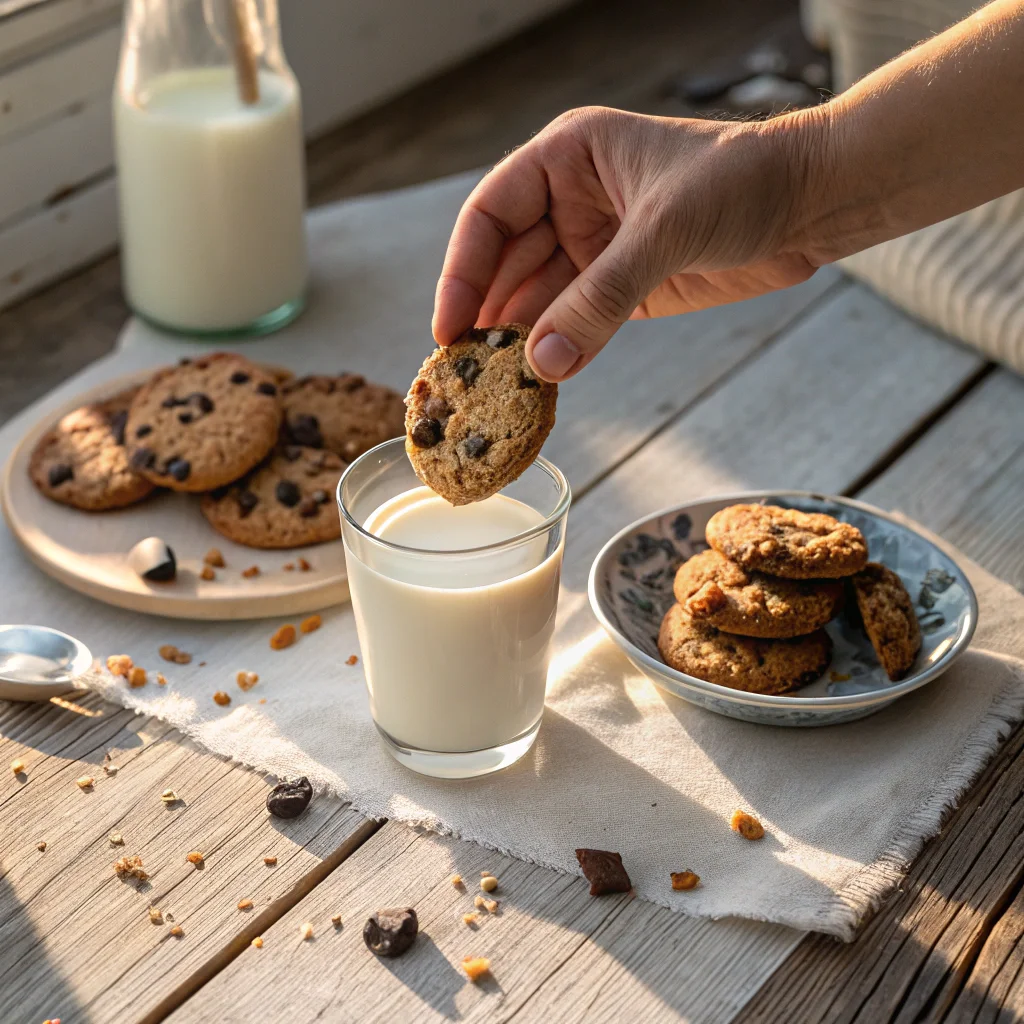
left=432, top=105, right=820, bottom=382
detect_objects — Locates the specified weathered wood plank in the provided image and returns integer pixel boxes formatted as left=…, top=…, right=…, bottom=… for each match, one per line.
left=0, top=692, right=372, bottom=1024
left=165, top=284, right=986, bottom=1024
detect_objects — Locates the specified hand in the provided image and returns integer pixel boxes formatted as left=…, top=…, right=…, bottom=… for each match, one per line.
left=432, top=106, right=820, bottom=382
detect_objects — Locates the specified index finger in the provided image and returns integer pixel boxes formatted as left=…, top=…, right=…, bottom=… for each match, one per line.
left=432, top=147, right=552, bottom=344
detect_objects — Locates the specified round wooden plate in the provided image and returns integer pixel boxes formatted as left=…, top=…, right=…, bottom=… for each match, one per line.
left=1, top=372, right=349, bottom=620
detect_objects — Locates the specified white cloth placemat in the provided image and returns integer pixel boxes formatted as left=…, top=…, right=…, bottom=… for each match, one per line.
left=2, top=172, right=1023, bottom=941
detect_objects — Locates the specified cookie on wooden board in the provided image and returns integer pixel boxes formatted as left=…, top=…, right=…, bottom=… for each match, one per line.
left=850, top=562, right=922, bottom=681
left=29, top=387, right=156, bottom=511
left=705, top=503, right=868, bottom=579
left=405, top=324, right=557, bottom=505
left=657, top=603, right=833, bottom=694
left=125, top=354, right=283, bottom=492
left=281, top=373, right=405, bottom=462
left=674, top=549, right=843, bottom=638
left=200, top=445, right=344, bottom=549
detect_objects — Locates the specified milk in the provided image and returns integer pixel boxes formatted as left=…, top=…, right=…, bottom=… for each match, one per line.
left=114, top=67, right=307, bottom=332
left=346, top=488, right=563, bottom=753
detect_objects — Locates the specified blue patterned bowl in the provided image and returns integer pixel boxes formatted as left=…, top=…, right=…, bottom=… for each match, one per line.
left=588, top=491, right=978, bottom=727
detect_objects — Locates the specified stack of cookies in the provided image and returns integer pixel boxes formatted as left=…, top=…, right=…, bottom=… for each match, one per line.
left=658, top=503, right=923, bottom=694
left=29, top=352, right=405, bottom=550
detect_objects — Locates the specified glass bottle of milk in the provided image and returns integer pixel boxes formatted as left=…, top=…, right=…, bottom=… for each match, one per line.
left=113, top=0, right=308, bottom=336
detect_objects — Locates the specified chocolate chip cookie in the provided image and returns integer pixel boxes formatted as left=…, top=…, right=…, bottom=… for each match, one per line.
left=125, top=354, right=282, bottom=492
left=200, top=446, right=344, bottom=548
left=657, top=603, right=833, bottom=694
left=29, top=387, right=156, bottom=510
left=673, top=549, right=843, bottom=638
left=850, top=562, right=922, bottom=681
left=405, top=324, right=557, bottom=505
left=280, top=374, right=405, bottom=461
left=706, top=504, right=868, bottom=579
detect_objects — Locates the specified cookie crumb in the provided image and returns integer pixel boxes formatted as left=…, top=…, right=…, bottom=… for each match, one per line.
left=283, top=562, right=295, bottom=571
left=730, top=810, right=765, bottom=841
left=346, top=654, right=358, bottom=666
left=263, top=856, right=277, bottom=866
left=170, top=925, right=184, bottom=937
left=297, top=557, right=311, bottom=571
left=300, top=614, right=321, bottom=634
left=37, top=840, right=47, bottom=851
left=462, top=956, right=491, bottom=982
left=258, top=698, right=267, bottom=704
left=156, top=673, right=168, bottom=685
left=204, top=548, right=225, bottom=567
left=159, top=645, right=192, bottom=664
left=161, top=789, right=179, bottom=804
left=331, top=914, right=342, bottom=928
left=11, top=759, right=26, bottom=775
left=213, top=691, right=231, bottom=706
left=114, top=855, right=148, bottom=880
left=482, top=898, right=499, bottom=914
left=109, top=832, right=124, bottom=845
left=103, top=763, right=119, bottom=775
left=242, top=565, right=261, bottom=578
left=270, top=625, right=296, bottom=650
left=107, top=654, right=133, bottom=677
left=237, top=898, right=253, bottom=911
left=149, top=907, right=163, bottom=924
left=300, top=921, right=314, bottom=940
left=252, top=936, right=263, bottom=948
left=830, top=671, right=852, bottom=682
left=186, top=851, right=204, bottom=866
left=450, top=874, right=463, bottom=888
left=199, top=565, right=216, bottom=581
left=671, top=871, right=700, bottom=891
left=76, top=776, right=94, bottom=789
left=462, top=913, right=479, bottom=926
left=480, top=875, right=498, bottom=892
left=236, top=671, right=259, bottom=691
left=128, top=666, right=147, bottom=687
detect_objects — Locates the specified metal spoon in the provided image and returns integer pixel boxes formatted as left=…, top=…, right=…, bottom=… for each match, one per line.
left=0, top=625, right=92, bottom=702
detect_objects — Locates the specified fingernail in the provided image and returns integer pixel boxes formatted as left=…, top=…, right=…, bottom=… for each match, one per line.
left=532, top=333, right=581, bottom=379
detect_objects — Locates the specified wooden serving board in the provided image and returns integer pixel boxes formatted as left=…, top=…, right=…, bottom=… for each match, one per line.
left=1, top=372, right=349, bottom=619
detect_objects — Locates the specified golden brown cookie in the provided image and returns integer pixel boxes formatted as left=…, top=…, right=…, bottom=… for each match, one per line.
left=657, top=603, right=832, bottom=694
left=125, top=354, right=282, bottom=492
left=850, top=562, right=922, bottom=681
left=405, top=324, right=557, bottom=505
left=200, top=446, right=345, bottom=549
left=29, top=387, right=155, bottom=510
left=673, top=549, right=843, bottom=638
left=280, top=374, right=405, bottom=461
left=706, top=503, right=868, bottom=579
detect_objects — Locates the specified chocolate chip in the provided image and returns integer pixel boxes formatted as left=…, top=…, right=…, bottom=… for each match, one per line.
left=462, top=434, right=490, bottom=458
left=48, top=463, right=73, bottom=487
left=178, top=412, right=194, bottom=424
left=423, top=396, right=451, bottom=427
left=266, top=777, right=313, bottom=818
left=298, top=497, right=320, bottom=518
left=280, top=446, right=301, bottom=462
left=410, top=417, right=442, bottom=448
left=108, top=410, right=128, bottom=445
left=453, top=356, right=480, bottom=387
left=256, top=382, right=277, bottom=396
left=210, top=485, right=230, bottom=500
left=237, top=490, right=258, bottom=516
left=519, top=373, right=540, bottom=389
left=161, top=395, right=184, bottom=408
left=135, top=424, right=153, bottom=439
left=186, top=392, right=214, bottom=413
left=312, top=489, right=329, bottom=504
left=230, top=370, right=251, bottom=384
left=276, top=480, right=301, bottom=507
left=178, top=357, right=192, bottom=366
left=287, top=414, right=323, bottom=448
left=363, top=908, right=418, bottom=958
left=166, top=458, right=191, bottom=482
left=339, top=374, right=365, bottom=392
left=130, top=447, right=156, bottom=470
left=465, top=327, right=489, bottom=343
left=575, top=848, right=632, bottom=896
left=487, top=328, right=516, bottom=349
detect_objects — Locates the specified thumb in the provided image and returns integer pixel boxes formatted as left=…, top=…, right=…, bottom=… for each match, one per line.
left=526, top=226, right=653, bottom=382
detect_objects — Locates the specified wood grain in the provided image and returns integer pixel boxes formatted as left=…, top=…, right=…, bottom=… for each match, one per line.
left=165, top=282, right=987, bottom=1024
left=0, top=692, right=371, bottom=1024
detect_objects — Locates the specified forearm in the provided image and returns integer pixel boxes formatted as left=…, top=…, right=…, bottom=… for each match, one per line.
left=783, top=0, right=1024, bottom=265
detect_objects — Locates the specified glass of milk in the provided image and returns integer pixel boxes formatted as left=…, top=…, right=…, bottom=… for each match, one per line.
left=113, top=0, right=307, bottom=335
left=339, top=439, right=571, bottom=779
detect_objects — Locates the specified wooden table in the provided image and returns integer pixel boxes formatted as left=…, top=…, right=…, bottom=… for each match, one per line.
left=3, top=2, right=1024, bottom=1021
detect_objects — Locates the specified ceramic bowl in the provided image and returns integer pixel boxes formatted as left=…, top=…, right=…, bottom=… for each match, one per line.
left=588, top=491, right=978, bottom=726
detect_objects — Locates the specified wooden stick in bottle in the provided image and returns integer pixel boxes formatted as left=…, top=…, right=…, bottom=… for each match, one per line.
left=229, top=0, right=260, bottom=105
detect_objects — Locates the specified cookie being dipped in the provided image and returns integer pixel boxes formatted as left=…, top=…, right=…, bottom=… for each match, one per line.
left=405, top=324, right=557, bottom=505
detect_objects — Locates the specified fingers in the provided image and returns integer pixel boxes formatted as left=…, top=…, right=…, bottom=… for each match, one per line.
left=525, top=223, right=654, bottom=381
left=432, top=154, right=551, bottom=344
left=496, top=247, right=578, bottom=326
left=478, top=218, right=558, bottom=324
